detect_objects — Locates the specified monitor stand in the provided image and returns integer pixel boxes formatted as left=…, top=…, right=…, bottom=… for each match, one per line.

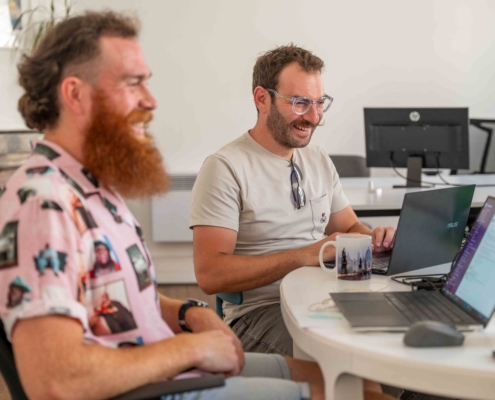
left=393, top=156, right=432, bottom=188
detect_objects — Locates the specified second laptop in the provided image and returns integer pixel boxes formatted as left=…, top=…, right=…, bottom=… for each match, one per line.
left=372, top=185, right=475, bottom=275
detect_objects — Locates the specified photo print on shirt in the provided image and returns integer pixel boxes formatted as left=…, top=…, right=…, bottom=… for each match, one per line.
left=0, top=221, right=19, bottom=270
left=81, top=168, right=99, bottom=188
left=59, top=169, right=85, bottom=197
left=102, top=196, right=134, bottom=227
left=33, top=143, right=60, bottom=161
left=126, top=244, right=151, bottom=291
left=117, top=336, right=144, bottom=348
left=25, top=166, right=56, bottom=179
left=77, top=252, right=88, bottom=304
left=90, top=236, right=121, bottom=279
left=86, top=279, right=137, bottom=336
left=103, top=197, right=123, bottom=224
left=34, top=244, right=67, bottom=276
left=59, top=184, right=98, bottom=235
left=41, top=200, right=63, bottom=212
left=16, top=177, right=56, bottom=204
left=6, top=276, right=31, bottom=308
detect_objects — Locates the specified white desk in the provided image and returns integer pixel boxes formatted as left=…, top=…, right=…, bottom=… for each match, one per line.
left=281, top=266, right=495, bottom=400
left=340, top=174, right=495, bottom=218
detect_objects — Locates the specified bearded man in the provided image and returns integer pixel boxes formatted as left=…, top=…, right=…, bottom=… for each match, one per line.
left=0, top=11, right=344, bottom=400
left=191, top=45, right=397, bottom=357
left=91, top=241, right=121, bottom=278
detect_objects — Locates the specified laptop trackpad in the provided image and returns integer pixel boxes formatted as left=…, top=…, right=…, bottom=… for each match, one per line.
left=337, top=299, right=409, bottom=327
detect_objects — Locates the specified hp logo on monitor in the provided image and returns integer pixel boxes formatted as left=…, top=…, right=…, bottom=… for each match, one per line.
left=409, top=111, right=420, bottom=122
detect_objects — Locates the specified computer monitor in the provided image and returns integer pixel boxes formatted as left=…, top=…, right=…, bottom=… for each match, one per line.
left=364, top=108, right=470, bottom=188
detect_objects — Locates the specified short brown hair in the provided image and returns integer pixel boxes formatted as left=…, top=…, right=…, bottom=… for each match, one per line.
left=18, top=10, right=140, bottom=131
left=252, top=43, right=325, bottom=94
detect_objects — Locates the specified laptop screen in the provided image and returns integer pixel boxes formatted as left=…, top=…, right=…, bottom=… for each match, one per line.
left=443, top=196, right=495, bottom=324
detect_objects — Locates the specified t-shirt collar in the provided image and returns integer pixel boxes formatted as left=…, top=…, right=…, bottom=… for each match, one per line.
left=245, top=131, right=299, bottom=165
left=31, top=139, right=100, bottom=195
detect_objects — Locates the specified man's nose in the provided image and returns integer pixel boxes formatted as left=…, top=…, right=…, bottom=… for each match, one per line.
left=303, top=103, right=321, bottom=125
left=139, top=86, right=158, bottom=110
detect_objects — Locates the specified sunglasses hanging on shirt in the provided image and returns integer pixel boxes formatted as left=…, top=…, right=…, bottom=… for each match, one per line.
left=290, top=160, right=306, bottom=210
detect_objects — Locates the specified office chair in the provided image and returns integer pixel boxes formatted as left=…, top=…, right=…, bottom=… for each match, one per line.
left=329, top=154, right=373, bottom=230
left=0, top=320, right=224, bottom=400
left=216, top=292, right=243, bottom=318
left=329, top=155, right=370, bottom=178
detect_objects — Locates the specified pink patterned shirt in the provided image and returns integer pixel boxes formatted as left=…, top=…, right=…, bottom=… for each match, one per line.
left=0, top=140, right=177, bottom=351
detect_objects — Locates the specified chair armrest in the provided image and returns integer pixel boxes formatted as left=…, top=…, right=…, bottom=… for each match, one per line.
left=110, top=375, right=225, bottom=400
left=216, top=292, right=244, bottom=318
left=216, top=292, right=243, bottom=305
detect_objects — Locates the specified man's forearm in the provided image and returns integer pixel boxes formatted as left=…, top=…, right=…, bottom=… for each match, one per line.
left=159, top=294, right=209, bottom=333
left=347, top=221, right=373, bottom=235
left=195, top=245, right=322, bottom=294
left=13, top=316, right=201, bottom=400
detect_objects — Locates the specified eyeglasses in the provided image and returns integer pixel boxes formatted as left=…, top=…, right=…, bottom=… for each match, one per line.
left=267, top=89, right=333, bottom=115
left=290, top=160, right=306, bottom=209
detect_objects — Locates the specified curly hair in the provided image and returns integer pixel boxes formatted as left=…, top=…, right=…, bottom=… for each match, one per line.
left=252, top=43, right=325, bottom=95
left=17, top=10, right=140, bottom=132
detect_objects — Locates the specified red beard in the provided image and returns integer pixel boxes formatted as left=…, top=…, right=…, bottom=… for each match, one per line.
left=82, top=93, right=169, bottom=198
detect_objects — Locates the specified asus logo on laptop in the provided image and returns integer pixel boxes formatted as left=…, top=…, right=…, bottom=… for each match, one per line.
left=446, top=222, right=458, bottom=229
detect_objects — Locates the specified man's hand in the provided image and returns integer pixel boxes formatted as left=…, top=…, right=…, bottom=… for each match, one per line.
left=186, top=307, right=245, bottom=373
left=302, top=232, right=345, bottom=266
left=372, top=226, right=396, bottom=252
left=191, top=330, right=240, bottom=376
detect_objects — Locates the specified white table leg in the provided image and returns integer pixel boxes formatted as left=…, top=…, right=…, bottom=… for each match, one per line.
left=293, top=342, right=363, bottom=400
left=293, top=341, right=315, bottom=361
left=333, top=373, right=363, bottom=400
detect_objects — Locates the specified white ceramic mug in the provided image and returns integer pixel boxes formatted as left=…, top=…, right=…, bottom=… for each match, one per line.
left=319, top=234, right=372, bottom=281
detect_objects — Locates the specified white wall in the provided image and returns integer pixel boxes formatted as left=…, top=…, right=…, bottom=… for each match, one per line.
left=75, top=0, right=495, bottom=173
left=2, top=0, right=495, bottom=282
left=0, top=49, right=25, bottom=129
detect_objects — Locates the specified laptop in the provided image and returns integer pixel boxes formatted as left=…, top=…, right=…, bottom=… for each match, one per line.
left=371, top=185, right=475, bottom=275
left=330, top=196, right=495, bottom=331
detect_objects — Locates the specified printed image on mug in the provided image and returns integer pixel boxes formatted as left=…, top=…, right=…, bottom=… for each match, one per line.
left=336, top=245, right=372, bottom=281
left=319, top=234, right=372, bottom=281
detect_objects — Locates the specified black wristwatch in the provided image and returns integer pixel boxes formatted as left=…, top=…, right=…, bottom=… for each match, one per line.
left=178, top=298, right=209, bottom=332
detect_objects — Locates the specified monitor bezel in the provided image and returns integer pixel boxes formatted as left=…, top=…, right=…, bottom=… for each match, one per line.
left=364, top=107, right=470, bottom=170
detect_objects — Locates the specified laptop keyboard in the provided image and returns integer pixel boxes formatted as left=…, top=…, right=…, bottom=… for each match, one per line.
left=372, top=257, right=390, bottom=272
left=384, top=291, right=477, bottom=324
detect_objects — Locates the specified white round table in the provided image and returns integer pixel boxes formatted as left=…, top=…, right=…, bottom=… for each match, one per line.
left=280, top=266, right=495, bottom=400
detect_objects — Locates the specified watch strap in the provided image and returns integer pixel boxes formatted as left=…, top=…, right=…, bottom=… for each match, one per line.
left=178, top=298, right=208, bottom=332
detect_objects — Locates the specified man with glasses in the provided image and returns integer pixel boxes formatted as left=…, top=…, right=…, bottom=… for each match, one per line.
left=190, top=44, right=396, bottom=357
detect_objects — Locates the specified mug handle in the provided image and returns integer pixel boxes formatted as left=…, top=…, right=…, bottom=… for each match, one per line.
left=319, top=241, right=336, bottom=272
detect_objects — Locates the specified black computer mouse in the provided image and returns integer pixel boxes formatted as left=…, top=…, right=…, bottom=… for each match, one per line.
left=403, top=321, right=465, bottom=347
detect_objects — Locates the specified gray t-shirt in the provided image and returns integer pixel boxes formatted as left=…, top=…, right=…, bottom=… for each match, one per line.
left=190, top=132, right=349, bottom=324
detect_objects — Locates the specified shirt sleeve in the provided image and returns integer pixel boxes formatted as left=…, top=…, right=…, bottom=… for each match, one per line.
left=0, top=196, right=89, bottom=340
left=327, top=154, right=350, bottom=213
left=189, top=154, right=241, bottom=232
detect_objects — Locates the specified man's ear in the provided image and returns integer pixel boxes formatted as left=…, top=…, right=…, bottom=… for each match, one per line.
left=253, top=86, right=271, bottom=116
left=59, top=76, right=92, bottom=117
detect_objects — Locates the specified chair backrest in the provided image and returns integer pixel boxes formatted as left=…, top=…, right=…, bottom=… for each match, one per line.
left=329, top=155, right=370, bottom=178
left=0, top=320, right=29, bottom=400
left=215, top=292, right=243, bottom=318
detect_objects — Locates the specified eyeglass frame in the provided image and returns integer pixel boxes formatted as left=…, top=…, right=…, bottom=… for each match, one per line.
left=290, top=160, right=306, bottom=210
left=266, top=88, right=333, bottom=116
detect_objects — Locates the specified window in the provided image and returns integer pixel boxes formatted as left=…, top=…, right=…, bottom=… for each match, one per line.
left=0, top=0, right=21, bottom=48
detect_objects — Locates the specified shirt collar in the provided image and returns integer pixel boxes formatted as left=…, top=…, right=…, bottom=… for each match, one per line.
left=31, top=140, right=100, bottom=196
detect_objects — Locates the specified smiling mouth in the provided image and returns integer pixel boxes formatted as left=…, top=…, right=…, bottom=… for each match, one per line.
left=132, top=122, right=147, bottom=136
left=292, top=123, right=313, bottom=134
